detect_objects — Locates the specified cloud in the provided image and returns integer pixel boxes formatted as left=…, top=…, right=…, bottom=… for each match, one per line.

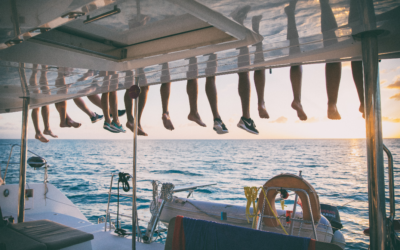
left=386, top=77, right=400, bottom=89
left=0, top=122, right=18, bottom=130
left=0, top=115, right=2, bottom=119
left=381, top=67, right=400, bottom=75
left=296, top=117, right=319, bottom=123
left=270, top=116, right=288, bottom=123
left=390, top=92, right=400, bottom=101
left=382, top=117, right=400, bottom=123
left=380, top=79, right=387, bottom=85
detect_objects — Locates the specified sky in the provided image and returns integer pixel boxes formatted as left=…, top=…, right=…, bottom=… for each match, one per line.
left=1, top=58, right=400, bottom=140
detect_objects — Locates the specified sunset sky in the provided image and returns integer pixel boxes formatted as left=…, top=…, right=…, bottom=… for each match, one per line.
left=1, top=58, right=400, bottom=140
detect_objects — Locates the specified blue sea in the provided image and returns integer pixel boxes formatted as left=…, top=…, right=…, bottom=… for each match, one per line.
left=1, top=139, right=399, bottom=249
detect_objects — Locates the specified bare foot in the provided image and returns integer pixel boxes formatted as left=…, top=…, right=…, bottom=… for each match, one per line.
left=126, top=121, right=134, bottom=132
left=43, top=129, right=58, bottom=138
left=162, top=113, right=174, bottom=131
left=258, top=102, right=270, bottom=119
left=138, top=126, right=148, bottom=136
left=35, top=134, right=49, bottom=143
left=126, top=121, right=148, bottom=136
left=291, top=101, right=307, bottom=121
left=327, top=104, right=341, bottom=120
left=66, top=117, right=81, bottom=128
left=188, top=113, right=206, bottom=127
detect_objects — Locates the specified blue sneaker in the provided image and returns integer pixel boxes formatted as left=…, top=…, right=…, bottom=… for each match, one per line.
left=91, top=113, right=104, bottom=123
left=111, top=121, right=126, bottom=133
left=104, top=122, right=118, bottom=133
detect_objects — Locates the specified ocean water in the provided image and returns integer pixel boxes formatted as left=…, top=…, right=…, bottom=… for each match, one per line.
left=1, top=139, right=399, bottom=249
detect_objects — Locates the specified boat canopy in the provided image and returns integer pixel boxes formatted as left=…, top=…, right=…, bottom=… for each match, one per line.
left=0, top=0, right=399, bottom=113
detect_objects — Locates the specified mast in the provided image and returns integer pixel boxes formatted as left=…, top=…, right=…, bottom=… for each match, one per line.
left=359, top=0, right=387, bottom=249
left=11, top=0, right=30, bottom=223
left=132, top=78, right=139, bottom=250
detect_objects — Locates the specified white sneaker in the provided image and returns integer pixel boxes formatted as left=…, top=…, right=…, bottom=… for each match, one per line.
left=213, top=118, right=229, bottom=134
left=237, top=117, right=259, bottom=135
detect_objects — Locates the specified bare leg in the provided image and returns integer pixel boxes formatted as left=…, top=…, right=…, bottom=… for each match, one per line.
left=87, top=95, right=102, bottom=109
left=351, top=61, right=364, bottom=117
left=109, top=91, right=120, bottom=125
left=125, top=86, right=149, bottom=135
left=238, top=72, right=251, bottom=119
left=205, top=76, right=221, bottom=120
left=290, top=65, right=307, bottom=120
left=160, top=82, right=174, bottom=130
left=55, top=101, right=81, bottom=128
left=73, top=97, right=95, bottom=118
left=254, top=69, right=269, bottom=118
left=326, top=62, right=342, bottom=120
left=101, top=93, right=111, bottom=124
left=41, top=106, right=57, bottom=138
left=187, top=79, right=206, bottom=127
left=32, top=108, right=49, bottom=143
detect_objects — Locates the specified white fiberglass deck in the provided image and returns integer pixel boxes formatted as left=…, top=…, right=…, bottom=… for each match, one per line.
left=0, top=183, right=163, bottom=250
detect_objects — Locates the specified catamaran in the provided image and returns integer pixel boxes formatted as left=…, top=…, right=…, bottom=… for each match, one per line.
left=0, top=0, right=399, bottom=249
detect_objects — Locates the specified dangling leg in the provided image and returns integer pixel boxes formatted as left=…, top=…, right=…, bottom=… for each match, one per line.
left=326, top=62, right=342, bottom=120
left=42, top=105, right=57, bottom=138
left=56, top=101, right=81, bottom=128
left=206, top=76, right=229, bottom=134
left=254, top=69, right=269, bottom=118
left=73, top=97, right=96, bottom=119
left=187, top=79, right=206, bottom=127
left=238, top=72, right=251, bottom=119
left=160, top=82, right=174, bottom=130
left=205, top=76, right=221, bottom=120
left=237, top=72, right=259, bottom=134
left=351, top=61, right=365, bottom=117
left=290, top=65, right=307, bottom=120
left=32, top=108, right=49, bottom=143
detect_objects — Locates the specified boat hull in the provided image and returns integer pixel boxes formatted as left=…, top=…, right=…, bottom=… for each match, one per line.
left=160, top=197, right=334, bottom=244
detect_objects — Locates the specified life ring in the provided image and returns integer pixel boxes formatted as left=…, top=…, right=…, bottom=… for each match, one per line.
left=257, top=173, right=321, bottom=227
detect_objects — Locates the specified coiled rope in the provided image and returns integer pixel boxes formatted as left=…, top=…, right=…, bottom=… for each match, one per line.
left=244, top=186, right=288, bottom=235
left=115, top=172, right=131, bottom=236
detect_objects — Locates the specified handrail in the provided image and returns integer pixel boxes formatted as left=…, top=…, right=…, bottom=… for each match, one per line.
left=383, top=144, right=395, bottom=222
left=258, top=186, right=318, bottom=241
left=3, top=144, right=46, bottom=185
left=105, top=173, right=142, bottom=241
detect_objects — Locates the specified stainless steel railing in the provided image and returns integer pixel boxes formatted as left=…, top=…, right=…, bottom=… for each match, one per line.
left=382, top=144, right=395, bottom=223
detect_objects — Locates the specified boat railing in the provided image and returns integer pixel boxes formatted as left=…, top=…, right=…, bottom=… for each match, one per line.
left=1, top=144, right=48, bottom=185
left=383, top=144, right=395, bottom=223
left=104, top=173, right=143, bottom=242
left=382, top=144, right=399, bottom=247
left=256, top=186, right=318, bottom=241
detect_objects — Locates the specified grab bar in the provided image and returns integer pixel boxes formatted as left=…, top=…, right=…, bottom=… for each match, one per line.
left=3, top=144, right=44, bottom=184
left=383, top=144, right=395, bottom=222
left=84, top=5, right=120, bottom=24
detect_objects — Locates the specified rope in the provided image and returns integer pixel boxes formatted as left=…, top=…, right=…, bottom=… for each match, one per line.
left=115, top=172, right=131, bottom=236
left=243, top=186, right=259, bottom=228
left=244, top=186, right=288, bottom=235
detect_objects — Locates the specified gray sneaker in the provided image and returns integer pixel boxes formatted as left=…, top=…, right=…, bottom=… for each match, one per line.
left=213, top=118, right=229, bottom=134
